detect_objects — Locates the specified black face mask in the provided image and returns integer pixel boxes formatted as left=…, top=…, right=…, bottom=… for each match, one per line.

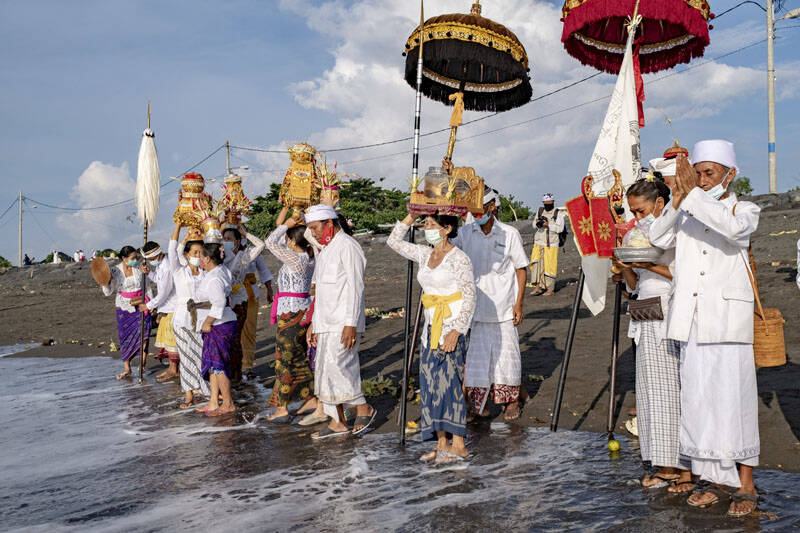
left=543, top=204, right=555, bottom=211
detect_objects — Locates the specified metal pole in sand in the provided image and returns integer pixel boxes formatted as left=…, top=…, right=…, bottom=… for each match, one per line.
left=605, top=281, right=623, bottom=437
left=550, top=269, right=584, bottom=432
left=399, top=0, right=424, bottom=446
left=139, top=222, right=148, bottom=384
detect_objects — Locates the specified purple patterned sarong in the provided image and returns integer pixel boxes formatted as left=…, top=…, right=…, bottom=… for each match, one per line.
left=116, top=308, right=151, bottom=363
left=201, top=320, right=239, bottom=381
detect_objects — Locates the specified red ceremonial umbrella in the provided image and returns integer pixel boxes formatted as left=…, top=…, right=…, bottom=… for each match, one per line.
left=561, top=0, right=712, bottom=74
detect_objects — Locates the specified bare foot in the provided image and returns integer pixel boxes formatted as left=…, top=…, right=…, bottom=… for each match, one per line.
left=116, top=371, right=132, bottom=380
left=504, top=401, right=522, bottom=421
left=206, top=406, right=236, bottom=417
left=543, top=289, right=554, bottom=296
left=667, top=471, right=695, bottom=494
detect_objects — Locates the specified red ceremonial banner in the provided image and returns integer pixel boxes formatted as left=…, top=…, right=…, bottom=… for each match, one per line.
left=565, top=175, right=597, bottom=257
left=589, top=196, right=616, bottom=258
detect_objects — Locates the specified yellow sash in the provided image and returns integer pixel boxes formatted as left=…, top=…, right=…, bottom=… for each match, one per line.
left=421, top=291, right=462, bottom=350
left=243, top=272, right=257, bottom=302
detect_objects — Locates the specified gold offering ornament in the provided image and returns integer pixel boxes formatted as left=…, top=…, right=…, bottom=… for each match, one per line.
left=174, top=173, right=214, bottom=239
left=315, top=151, right=342, bottom=207
left=408, top=165, right=485, bottom=217
left=218, top=173, right=251, bottom=226
left=280, top=142, right=321, bottom=209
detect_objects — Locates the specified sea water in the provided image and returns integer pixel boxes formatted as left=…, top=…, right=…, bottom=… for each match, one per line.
left=1, top=356, right=797, bottom=532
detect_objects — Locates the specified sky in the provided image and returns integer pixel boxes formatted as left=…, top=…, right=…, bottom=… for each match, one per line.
left=1, top=0, right=799, bottom=262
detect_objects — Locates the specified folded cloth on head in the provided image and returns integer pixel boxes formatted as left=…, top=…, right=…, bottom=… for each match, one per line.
left=483, top=189, right=499, bottom=205
left=304, top=204, right=338, bottom=224
left=692, top=139, right=737, bottom=170
left=649, top=157, right=677, bottom=177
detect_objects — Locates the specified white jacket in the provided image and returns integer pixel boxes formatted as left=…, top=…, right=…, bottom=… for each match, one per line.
left=649, top=189, right=760, bottom=344
left=312, top=230, right=366, bottom=334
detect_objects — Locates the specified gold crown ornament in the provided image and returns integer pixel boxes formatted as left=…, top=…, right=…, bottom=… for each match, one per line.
left=408, top=165, right=485, bottom=216
left=279, top=142, right=321, bottom=209
left=201, top=216, right=223, bottom=244
left=174, top=173, right=214, bottom=233
left=217, top=173, right=251, bottom=226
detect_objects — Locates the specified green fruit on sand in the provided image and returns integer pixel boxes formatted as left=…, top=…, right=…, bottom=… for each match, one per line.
left=608, top=439, right=621, bottom=452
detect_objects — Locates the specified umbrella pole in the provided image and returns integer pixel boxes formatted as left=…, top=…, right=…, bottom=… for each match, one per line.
left=138, top=222, right=148, bottom=384
left=398, top=290, right=423, bottom=434
left=550, top=269, right=584, bottom=432
left=606, top=281, right=623, bottom=438
left=400, top=0, right=424, bottom=447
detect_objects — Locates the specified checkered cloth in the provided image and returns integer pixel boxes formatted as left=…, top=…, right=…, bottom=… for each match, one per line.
left=635, top=320, right=687, bottom=469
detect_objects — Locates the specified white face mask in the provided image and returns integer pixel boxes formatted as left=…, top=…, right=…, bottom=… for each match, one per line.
left=640, top=213, right=656, bottom=225
left=304, top=227, right=324, bottom=250
left=188, top=256, right=201, bottom=267
left=425, top=229, right=444, bottom=246
left=149, top=259, right=160, bottom=267
left=222, top=241, right=236, bottom=255
left=705, top=169, right=731, bottom=201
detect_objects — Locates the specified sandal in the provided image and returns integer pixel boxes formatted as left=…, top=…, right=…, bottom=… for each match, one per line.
left=351, top=409, right=377, bottom=436
left=727, top=491, right=758, bottom=517
left=298, top=412, right=329, bottom=426
left=435, top=451, right=469, bottom=464
left=642, top=474, right=680, bottom=489
left=267, top=414, right=292, bottom=424
left=687, top=484, right=733, bottom=508
left=668, top=480, right=696, bottom=494
left=311, top=425, right=350, bottom=440
left=504, top=403, right=522, bottom=421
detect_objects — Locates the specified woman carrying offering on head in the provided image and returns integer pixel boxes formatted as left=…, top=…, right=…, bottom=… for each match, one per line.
left=195, top=241, right=239, bottom=416
left=101, top=245, right=153, bottom=380
left=613, top=177, right=692, bottom=492
left=264, top=205, right=319, bottom=422
left=387, top=209, right=476, bottom=463
left=166, top=222, right=210, bottom=408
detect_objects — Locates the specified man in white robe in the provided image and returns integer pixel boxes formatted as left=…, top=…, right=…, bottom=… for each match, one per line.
left=305, top=204, right=375, bottom=438
left=452, top=189, right=529, bottom=421
left=650, top=139, right=760, bottom=517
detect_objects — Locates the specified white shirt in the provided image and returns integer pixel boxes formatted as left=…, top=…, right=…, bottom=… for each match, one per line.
left=311, top=230, right=366, bottom=334
left=166, top=239, right=205, bottom=330
left=626, top=246, right=675, bottom=344
left=101, top=263, right=153, bottom=312
left=266, top=225, right=314, bottom=315
left=388, top=221, right=477, bottom=347
left=649, top=189, right=760, bottom=344
left=452, top=219, right=528, bottom=323
left=194, top=263, right=237, bottom=331
left=533, top=208, right=565, bottom=247
left=224, top=233, right=266, bottom=307
left=145, top=260, right=177, bottom=314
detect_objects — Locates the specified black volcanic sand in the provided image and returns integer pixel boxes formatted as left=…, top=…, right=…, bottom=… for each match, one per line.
left=1, top=207, right=798, bottom=472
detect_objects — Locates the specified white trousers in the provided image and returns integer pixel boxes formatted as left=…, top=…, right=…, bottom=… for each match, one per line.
left=464, top=320, right=521, bottom=389
left=314, top=332, right=365, bottom=419
left=680, top=321, right=759, bottom=487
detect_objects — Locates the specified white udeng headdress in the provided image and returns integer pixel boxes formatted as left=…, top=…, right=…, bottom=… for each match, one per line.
left=692, top=139, right=737, bottom=170
left=304, top=204, right=338, bottom=224
left=649, top=157, right=677, bottom=176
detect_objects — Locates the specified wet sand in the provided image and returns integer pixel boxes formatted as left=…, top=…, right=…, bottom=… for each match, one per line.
left=2, top=206, right=798, bottom=472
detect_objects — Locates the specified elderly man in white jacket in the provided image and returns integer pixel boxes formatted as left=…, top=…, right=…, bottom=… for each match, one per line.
left=649, top=140, right=760, bottom=517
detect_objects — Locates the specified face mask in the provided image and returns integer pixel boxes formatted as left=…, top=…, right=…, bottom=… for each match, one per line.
left=188, top=256, right=201, bottom=267
left=125, top=259, right=139, bottom=267
left=222, top=241, right=236, bottom=255
left=319, top=223, right=336, bottom=246
left=425, top=229, right=444, bottom=246
left=640, top=213, right=656, bottom=225
left=149, top=259, right=160, bottom=267
left=705, top=169, right=731, bottom=201
left=475, top=213, right=490, bottom=225
left=304, top=227, right=324, bottom=250
left=543, top=204, right=555, bottom=212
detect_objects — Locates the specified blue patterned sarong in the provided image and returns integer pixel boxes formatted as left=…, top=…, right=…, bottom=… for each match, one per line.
left=419, top=326, right=467, bottom=441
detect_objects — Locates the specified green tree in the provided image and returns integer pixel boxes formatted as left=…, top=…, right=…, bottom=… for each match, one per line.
left=0, top=255, right=10, bottom=268
left=731, top=176, right=753, bottom=196
left=497, top=194, right=532, bottom=222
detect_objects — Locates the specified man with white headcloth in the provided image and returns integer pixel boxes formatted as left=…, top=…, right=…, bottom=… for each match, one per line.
left=303, top=204, right=375, bottom=439
left=650, top=140, right=760, bottom=517
left=452, top=188, right=529, bottom=421
left=530, top=193, right=564, bottom=296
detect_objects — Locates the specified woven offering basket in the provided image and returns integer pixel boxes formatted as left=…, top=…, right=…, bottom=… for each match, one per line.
left=753, top=307, right=787, bottom=368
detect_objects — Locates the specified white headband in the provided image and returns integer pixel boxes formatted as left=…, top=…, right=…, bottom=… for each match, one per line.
left=304, top=204, right=338, bottom=224
left=483, top=189, right=499, bottom=205
left=141, top=246, right=161, bottom=259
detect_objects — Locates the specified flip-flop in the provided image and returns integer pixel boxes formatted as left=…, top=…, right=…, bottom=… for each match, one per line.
left=292, top=406, right=317, bottom=417
left=641, top=474, right=680, bottom=489
left=687, top=485, right=733, bottom=508
left=668, top=480, right=696, bottom=494
left=434, top=451, right=470, bottom=464
left=298, top=413, right=329, bottom=426
left=267, top=414, right=293, bottom=424
left=727, top=491, right=758, bottom=517
left=311, top=425, right=350, bottom=440
left=351, top=409, right=377, bottom=436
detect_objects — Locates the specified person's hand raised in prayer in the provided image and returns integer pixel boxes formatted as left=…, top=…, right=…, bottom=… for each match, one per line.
left=441, top=330, right=460, bottom=353
left=672, top=154, right=699, bottom=209
left=341, top=326, right=357, bottom=350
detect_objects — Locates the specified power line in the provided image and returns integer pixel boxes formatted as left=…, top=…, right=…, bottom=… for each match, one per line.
left=0, top=197, right=19, bottom=222
left=24, top=143, right=226, bottom=213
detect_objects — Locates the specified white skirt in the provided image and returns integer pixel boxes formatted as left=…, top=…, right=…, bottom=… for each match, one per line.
left=680, top=321, right=759, bottom=486
left=464, top=320, right=521, bottom=389
left=314, top=332, right=365, bottom=417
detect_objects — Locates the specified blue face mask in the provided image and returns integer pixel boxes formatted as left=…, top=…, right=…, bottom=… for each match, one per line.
left=125, top=259, right=139, bottom=267
left=475, top=213, right=490, bottom=225
left=188, top=256, right=201, bottom=267
left=705, top=169, right=731, bottom=201
left=424, top=229, right=443, bottom=246
left=222, top=241, right=236, bottom=255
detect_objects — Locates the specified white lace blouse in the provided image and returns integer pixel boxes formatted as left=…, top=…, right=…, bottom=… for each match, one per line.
left=102, top=263, right=153, bottom=313
left=387, top=221, right=476, bottom=348
left=265, top=225, right=315, bottom=315
left=224, top=233, right=266, bottom=308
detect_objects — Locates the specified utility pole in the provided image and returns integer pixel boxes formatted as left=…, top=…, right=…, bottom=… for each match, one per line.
left=225, top=140, right=231, bottom=175
left=766, top=0, right=777, bottom=193
left=18, top=190, right=23, bottom=267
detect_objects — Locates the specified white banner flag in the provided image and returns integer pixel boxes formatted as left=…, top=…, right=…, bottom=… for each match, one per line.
left=581, top=28, right=641, bottom=316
